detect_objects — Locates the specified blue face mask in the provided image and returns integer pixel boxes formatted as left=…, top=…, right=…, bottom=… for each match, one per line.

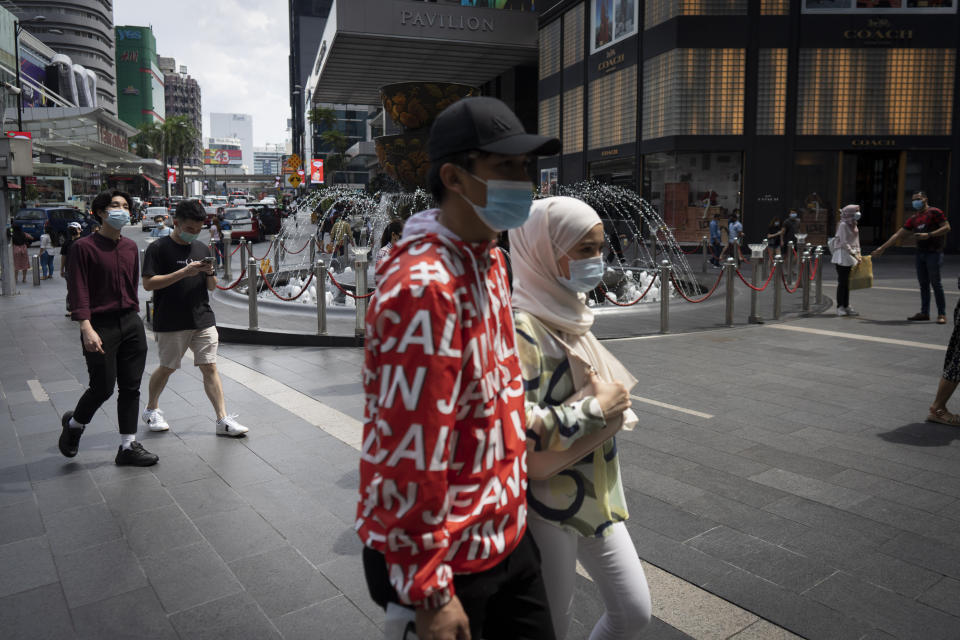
left=558, top=256, right=605, bottom=293
left=912, top=199, right=924, bottom=210
left=105, top=209, right=129, bottom=230
left=177, top=228, right=199, bottom=243
left=460, top=173, right=533, bottom=232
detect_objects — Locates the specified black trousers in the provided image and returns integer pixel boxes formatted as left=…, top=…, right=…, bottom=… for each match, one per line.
left=836, top=264, right=852, bottom=308
left=363, top=531, right=556, bottom=640
left=73, top=309, right=147, bottom=434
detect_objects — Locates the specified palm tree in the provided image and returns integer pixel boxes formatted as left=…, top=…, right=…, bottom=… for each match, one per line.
left=162, top=116, right=199, bottom=197
left=132, top=121, right=163, bottom=158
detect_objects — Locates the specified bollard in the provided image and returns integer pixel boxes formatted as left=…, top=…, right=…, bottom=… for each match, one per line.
left=309, top=234, right=317, bottom=266
left=223, top=234, right=232, bottom=281
left=247, top=257, right=259, bottom=331
left=786, top=241, right=795, bottom=282
left=724, top=257, right=735, bottom=327
left=316, top=259, right=327, bottom=336
left=271, top=235, right=280, bottom=271
left=814, top=246, right=824, bottom=306
left=701, top=235, right=708, bottom=274
left=239, top=238, right=248, bottom=272
left=773, top=256, right=783, bottom=320
left=801, top=250, right=811, bottom=313
left=354, top=253, right=369, bottom=337
left=31, top=254, right=40, bottom=286
left=749, top=257, right=764, bottom=324
left=659, top=260, right=671, bottom=334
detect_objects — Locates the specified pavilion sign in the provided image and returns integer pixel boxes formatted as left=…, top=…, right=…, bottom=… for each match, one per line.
left=400, top=9, right=495, bottom=32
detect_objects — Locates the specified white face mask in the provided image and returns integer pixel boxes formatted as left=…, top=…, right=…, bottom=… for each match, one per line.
left=558, top=256, right=605, bottom=292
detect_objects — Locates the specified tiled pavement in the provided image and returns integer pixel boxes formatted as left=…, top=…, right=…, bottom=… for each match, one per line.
left=3, top=236, right=960, bottom=639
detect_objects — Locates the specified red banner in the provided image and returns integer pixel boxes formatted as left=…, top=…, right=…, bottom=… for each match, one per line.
left=167, top=167, right=178, bottom=184
left=310, top=159, right=324, bottom=184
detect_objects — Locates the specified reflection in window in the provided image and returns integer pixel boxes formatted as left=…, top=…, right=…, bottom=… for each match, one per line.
left=563, top=4, right=585, bottom=69
left=797, top=48, right=955, bottom=135
left=589, top=66, right=637, bottom=149
left=645, top=0, right=748, bottom=29
left=539, top=21, right=561, bottom=81
left=757, top=49, right=788, bottom=135
left=642, top=49, right=745, bottom=139
left=563, top=86, right=584, bottom=154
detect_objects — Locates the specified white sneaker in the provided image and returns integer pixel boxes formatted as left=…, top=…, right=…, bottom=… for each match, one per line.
left=845, top=307, right=859, bottom=316
left=216, top=414, right=249, bottom=437
left=142, top=408, right=169, bottom=432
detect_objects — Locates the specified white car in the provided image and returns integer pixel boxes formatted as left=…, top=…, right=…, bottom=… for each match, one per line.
left=259, top=196, right=277, bottom=206
left=141, top=207, right=171, bottom=231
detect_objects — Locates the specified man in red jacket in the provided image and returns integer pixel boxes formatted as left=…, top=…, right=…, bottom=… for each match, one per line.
left=357, top=97, right=560, bottom=640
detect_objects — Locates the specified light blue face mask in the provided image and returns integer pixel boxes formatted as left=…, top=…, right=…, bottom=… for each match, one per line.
left=558, top=256, right=605, bottom=292
left=460, top=172, right=533, bottom=232
left=177, top=228, right=199, bottom=243
left=105, top=209, right=129, bottom=230
left=912, top=199, right=924, bottom=210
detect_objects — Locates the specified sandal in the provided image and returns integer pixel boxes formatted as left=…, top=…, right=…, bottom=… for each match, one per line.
left=926, top=407, right=960, bottom=426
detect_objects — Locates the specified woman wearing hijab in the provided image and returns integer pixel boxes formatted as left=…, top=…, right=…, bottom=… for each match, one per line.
left=831, top=204, right=862, bottom=317
left=510, top=196, right=651, bottom=640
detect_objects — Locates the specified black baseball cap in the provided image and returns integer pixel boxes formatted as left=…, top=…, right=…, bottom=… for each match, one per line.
left=428, top=97, right=560, bottom=161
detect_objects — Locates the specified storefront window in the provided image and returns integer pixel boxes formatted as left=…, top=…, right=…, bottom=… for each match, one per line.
left=757, top=49, right=788, bottom=135
left=645, top=0, right=747, bottom=29
left=642, top=151, right=743, bottom=242
left=793, top=151, right=837, bottom=246
left=905, top=149, right=951, bottom=221
left=589, top=66, right=636, bottom=149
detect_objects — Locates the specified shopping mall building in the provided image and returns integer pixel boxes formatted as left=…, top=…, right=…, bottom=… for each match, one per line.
left=537, top=1, right=960, bottom=247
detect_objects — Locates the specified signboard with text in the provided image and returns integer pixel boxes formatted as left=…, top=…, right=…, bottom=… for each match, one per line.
left=167, top=167, right=178, bottom=184
left=310, top=159, right=324, bottom=184
left=203, top=148, right=242, bottom=165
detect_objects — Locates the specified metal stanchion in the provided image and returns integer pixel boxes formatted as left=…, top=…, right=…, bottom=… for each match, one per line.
left=724, top=257, right=735, bottom=327
left=701, top=235, right=708, bottom=274
left=748, top=244, right=765, bottom=325
left=786, top=241, right=795, bottom=281
left=247, top=257, right=258, bottom=331
left=31, top=254, right=40, bottom=285
left=239, top=238, right=248, bottom=272
left=223, top=233, right=232, bottom=281
left=659, top=260, right=670, bottom=334
left=271, top=235, right=280, bottom=271
left=814, top=246, right=824, bottom=306
left=773, top=256, right=783, bottom=320
left=309, top=234, right=317, bottom=266
left=354, top=252, right=369, bottom=337
left=316, top=259, right=327, bottom=336
left=801, top=250, right=811, bottom=313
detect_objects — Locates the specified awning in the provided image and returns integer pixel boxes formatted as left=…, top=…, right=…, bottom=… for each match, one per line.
left=6, top=181, right=20, bottom=189
left=143, top=175, right=161, bottom=189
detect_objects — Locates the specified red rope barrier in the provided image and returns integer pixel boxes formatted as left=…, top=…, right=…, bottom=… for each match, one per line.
left=215, top=267, right=246, bottom=291
left=735, top=263, right=776, bottom=292
left=601, top=274, right=658, bottom=307
left=782, top=266, right=803, bottom=294
left=229, top=242, right=242, bottom=256
left=808, top=258, right=819, bottom=281
left=281, top=238, right=312, bottom=254
left=670, top=270, right=724, bottom=304
left=258, top=268, right=315, bottom=301
left=677, top=241, right=702, bottom=255
left=327, top=270, right=375, bottom=299
left=249, top=238, right=275, bottom=262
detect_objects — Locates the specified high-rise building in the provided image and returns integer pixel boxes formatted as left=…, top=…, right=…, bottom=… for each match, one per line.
left=289, top=0, right=335, bottom=161
left=158, top=57, right=202, bottom=168
left=537, top=1, right=960, bottom=249
left=11, top=0, right=119, bottom=115
left=210, top=113, right=253, bottom=173
left=254, top=144, right=286, bottom=175
left=114, top=25, right=164, bottom=128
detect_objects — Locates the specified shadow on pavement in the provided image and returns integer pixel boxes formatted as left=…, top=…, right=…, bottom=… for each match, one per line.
left=877, top=421, right=960, bottom=447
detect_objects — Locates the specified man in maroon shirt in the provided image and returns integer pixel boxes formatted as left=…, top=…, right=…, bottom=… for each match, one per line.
left=59, top=190, right=158, bottom=466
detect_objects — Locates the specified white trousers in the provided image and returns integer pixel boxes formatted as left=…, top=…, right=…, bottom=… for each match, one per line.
left=528, top=519, right=652, bottom=640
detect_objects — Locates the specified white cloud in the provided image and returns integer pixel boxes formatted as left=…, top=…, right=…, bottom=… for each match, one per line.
left=114, top=0, right=291, bottom=147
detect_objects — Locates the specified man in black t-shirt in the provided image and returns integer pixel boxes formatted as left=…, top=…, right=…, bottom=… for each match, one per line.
left=141, top=200, right=250, bottom=437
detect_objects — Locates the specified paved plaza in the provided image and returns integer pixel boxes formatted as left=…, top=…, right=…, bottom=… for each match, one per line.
left=2, top=244, right=960, bottom=639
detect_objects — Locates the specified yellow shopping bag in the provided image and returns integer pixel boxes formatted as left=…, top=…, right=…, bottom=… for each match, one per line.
left=849, top=255, right=873, bottom=290
left=259, top=258, right=273, bottom=274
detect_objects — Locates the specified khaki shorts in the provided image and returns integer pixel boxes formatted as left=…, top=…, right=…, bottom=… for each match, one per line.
left=156, top=326, right=219, bottom=370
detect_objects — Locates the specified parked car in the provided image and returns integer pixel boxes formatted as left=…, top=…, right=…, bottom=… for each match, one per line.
left=247, top=204, right=282, bottom=237
left=141, top=206, right=171, bottom=232
left=13, top=206, right=96, bottom=246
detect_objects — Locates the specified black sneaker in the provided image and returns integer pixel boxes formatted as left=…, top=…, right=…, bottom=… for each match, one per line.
left=58, top=411, right=84, bottom=458
left=115, top=442, right=159, bottom=467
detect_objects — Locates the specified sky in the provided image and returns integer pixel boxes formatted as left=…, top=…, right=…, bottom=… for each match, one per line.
left=114, top=0, right=291, bottom=148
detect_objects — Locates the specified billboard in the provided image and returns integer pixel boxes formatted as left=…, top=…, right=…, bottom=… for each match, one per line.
left=310, top=159, right=324, bottom=184
left=591, top=0, right=638, bottom=53
left=204, top=148, right=242, bottom=165
left=803, top=0, right=955, bottom=12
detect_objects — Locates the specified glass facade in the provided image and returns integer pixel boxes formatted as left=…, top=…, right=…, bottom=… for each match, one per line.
left=797, top=48, right=956, bottom=136
left=757, top=48, right=788, bottom=135
left=538, top=94, right=560, bottom=142
left=642, top=49, right=745, bottom=139
left=588, top=66, right=637, bottom=149
left=563, top=4, right=585, bottom=68
left=539, top=19, right=561, bottom=80
left=645, top=0, right=748, bottom=29
left=563, top=86, right=584, bottom=154
left=760, top=0, right=789, bottom=14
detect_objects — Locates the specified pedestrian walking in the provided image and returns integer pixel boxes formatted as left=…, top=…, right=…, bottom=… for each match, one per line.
left=766, top=216, right=784, bottom=258
left=510, top=196, right=651, bottom=640
left=374, top=219, right=403, bottom=271
left=927, top=277, right=960, bottom=426
left=831, top=204, right=862, bottom=317
left=356, top=96, right=560, bottom=640
left=708, top=211, right=723, bottom=267
left=39, top=223, right=55, bottom=279
left=150, top=216, right=171, bottom=238
left=60, top=222, right=82, bottom=317
left=141, top=200, right=249, bottom=437
left=11, top=225, right=32, bottom=283
left=59, top=190, right=158, bottom=467
left=872, top=190, right=950, bottom=323
left=210, top=217, right=224, bottom=268
left=783, top=208, right=800, bottom=253
left=720, top=210, right=744, bottom=263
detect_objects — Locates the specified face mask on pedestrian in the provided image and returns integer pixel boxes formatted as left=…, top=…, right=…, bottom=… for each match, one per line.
left=458, top=171, right=533, bottom=232
left=789, top=212, right=798, bottom=219
left=558, top=255, right=605, bottom=293
left=853, top=211, right=861, bottom=221
left=912, top=199, right=925, bottom=210
left=105, top=209, right=129, bottom=230
left=177, top=226, right=199, bottom=243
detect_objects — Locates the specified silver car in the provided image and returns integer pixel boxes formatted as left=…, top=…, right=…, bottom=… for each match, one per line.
left=141, top=207, right=171, bottom=231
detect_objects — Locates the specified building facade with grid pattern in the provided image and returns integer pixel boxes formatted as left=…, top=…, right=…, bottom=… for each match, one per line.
left=538, top=0, right=960, bottom=247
